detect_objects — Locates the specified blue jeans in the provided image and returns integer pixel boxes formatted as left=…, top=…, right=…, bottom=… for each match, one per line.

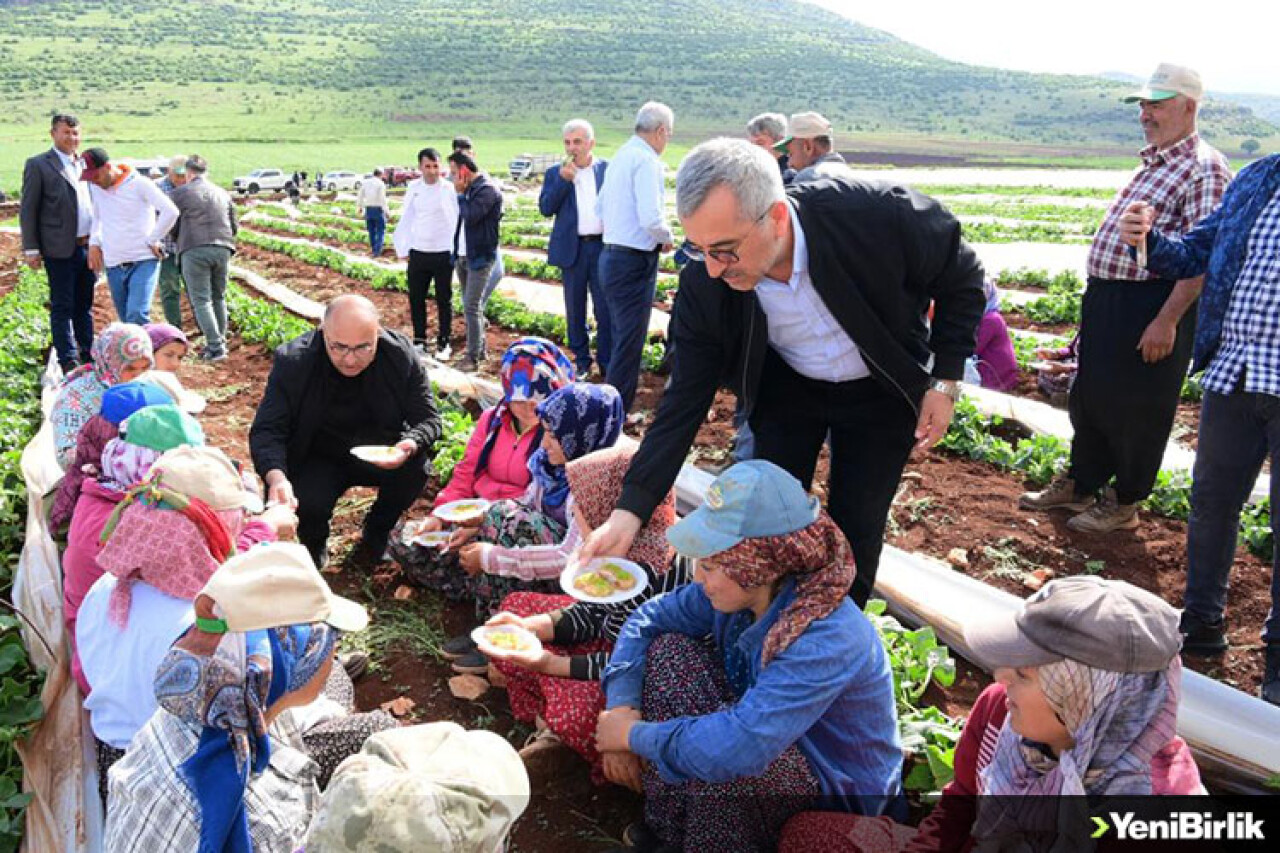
left=105, top=258, right=160, bottom=325
left=44, top=245, right=97, bottom=369
left=561, top=238, right=610, bottom=374
left=1184, top=389, right=1280, bottom=644
left=599, top=245, right=658, bottom=411
left=365, top=208, right=386, bottom=255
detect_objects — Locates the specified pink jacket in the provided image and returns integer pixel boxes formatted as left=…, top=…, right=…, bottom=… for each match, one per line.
left=63, top=478, right=277, bottom=694
left=974, top=312, right=1019, bottom=392
left=433, top=407, right=539, bottom=507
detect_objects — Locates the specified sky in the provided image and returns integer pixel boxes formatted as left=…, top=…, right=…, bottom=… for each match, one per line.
left=810, top=1, right=1280, bottom=96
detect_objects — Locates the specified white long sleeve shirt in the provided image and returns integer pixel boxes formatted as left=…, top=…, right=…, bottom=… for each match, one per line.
left=356, top=175, right=390, bottom=214
left=55, top=147, right=95, bottom=238
left=88, top=167, right=179, bottom=267
left=596, top=135, right=671, bottom=250
left=392, top=177, right=459, bottom=257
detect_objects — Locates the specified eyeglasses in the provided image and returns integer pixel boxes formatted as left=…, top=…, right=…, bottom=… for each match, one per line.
left=682, top=207, right=772, bottom=266
left=327, top=341, right=375, bottom=358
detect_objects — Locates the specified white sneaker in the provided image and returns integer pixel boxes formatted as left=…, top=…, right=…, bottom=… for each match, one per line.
left=436, top=344, right=452, bottom=361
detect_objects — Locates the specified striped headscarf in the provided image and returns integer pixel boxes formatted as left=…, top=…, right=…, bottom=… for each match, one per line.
left=715, top=512, right=855, bottom=666
left=474, top=337, right=575, bottom=476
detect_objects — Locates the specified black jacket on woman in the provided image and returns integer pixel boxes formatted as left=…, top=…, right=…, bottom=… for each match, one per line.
left=618, top=176, right=985, bottom=520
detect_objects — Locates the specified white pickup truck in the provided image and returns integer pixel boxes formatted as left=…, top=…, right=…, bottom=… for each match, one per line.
left=232, top=168, right=292, bottom=194
left=507, top=153, right=561, bottom=181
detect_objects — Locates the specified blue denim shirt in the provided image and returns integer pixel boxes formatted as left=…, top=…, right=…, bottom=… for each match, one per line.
left=602, top=578, right=904, bottom=815
left=1144, top=154, right=1280, bottom=373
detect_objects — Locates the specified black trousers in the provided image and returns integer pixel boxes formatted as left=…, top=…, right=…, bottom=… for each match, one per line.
left=1068, top=277, right=1194, bottom=505
left=750, top=350, right=917, bottom=607
left=293, top=452, right=430, bottom=562
left=406, top=249, right=454, bottom=348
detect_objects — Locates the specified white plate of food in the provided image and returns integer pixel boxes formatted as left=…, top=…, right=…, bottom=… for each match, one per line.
left=471, top=624, right=543, bottom=658
left=432, top=498, right=492, bottom=524
left=401, top=520, right=452, bottom=548
left=350, top=445, right=402, bottom=464
left=560, top=557, right=649, bottom=604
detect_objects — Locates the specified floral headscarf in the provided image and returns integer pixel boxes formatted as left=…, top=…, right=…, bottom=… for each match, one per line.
left=98, top=437, right=165, bottom=493
left=52, top=323, right=153, bottom=468
left=527, top=383, right=624, bottom=520
left=474, top=337, right=575, bottom=476
left=565, top=444, right=675, bottom=571
left=155, top=622, right=338, bottom=853
left=714, top=512, right=855, bottom=666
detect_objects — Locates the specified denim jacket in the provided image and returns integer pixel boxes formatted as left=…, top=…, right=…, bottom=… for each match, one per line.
left=1144, top=155, right=1280, bottom=373
left=603, top=579, right=903, bottom=815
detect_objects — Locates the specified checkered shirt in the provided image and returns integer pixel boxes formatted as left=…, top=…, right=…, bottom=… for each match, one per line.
left=1088, top=133, right=1230, bottom=281
left=105, top=710, right=319, bottom=853
left=1203, top=189, right=1280, bottom=397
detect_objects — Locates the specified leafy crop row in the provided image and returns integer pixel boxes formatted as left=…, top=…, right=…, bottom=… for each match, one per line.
left=0, top=269, right=54, bottom=851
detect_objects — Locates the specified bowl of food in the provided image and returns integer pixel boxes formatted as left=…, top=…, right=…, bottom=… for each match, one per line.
left=432, top=498, right=492, bottom=524
left=470, top=624, right=542, bottom=658
left=350, top=445, right=402, bottom=464
left=560, top=557, right=649, bottom=604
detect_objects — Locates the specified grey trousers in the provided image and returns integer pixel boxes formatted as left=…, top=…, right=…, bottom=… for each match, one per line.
left=181, top=245, right=232, bottom=357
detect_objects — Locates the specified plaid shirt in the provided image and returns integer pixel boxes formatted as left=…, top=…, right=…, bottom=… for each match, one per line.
left=1202, top=190, right=1280, bottom=397
left=1088, top=133, right=1230, bottom=281
left=105, top=710, right=319, bottom=853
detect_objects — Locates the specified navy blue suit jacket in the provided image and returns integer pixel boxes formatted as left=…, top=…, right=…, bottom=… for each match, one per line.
left=538, top=159, right=607, bottom=269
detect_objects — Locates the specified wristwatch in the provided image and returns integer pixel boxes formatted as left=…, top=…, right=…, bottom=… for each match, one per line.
left=928, top=378, right=962, bottom=402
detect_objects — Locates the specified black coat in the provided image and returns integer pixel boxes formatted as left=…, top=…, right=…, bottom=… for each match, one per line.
left=618, top=176, right=985, bottom=520
left=249, top=327, right=441, bottom=478
left=20, top=149, right=83, bottom=259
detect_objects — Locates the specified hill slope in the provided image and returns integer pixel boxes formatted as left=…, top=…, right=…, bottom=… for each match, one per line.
left=0, top=0, right=1273, bottom=149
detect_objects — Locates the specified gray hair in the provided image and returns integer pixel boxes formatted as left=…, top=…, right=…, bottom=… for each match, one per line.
left=635, top=101, right=674, bottom=134
left=562, top=118, right=595, bottom=140
left=745, top=112, right=787, bottom=141
left=676, top=138, right=785, bottom=221
left=184, top=154, right=208, bottom=174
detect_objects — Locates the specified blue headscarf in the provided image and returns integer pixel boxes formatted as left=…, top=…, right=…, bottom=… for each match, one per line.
left=528, top=383, right=624, bottom=519
left=100, top=379, right=173, bottom=426
left=475, top=337, right=576, bottom=476
left=154, top=622, right=339, bottom=853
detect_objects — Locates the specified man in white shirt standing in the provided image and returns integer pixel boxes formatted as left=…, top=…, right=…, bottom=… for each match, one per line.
left=358, top=168, right=391, bottom=257
left=82, top=147, right=179, bottom=325
left=393, top=148, right=459, bottom=357
left=539, top=118, right=610, bottom=376
left=596, top=102, right=675, bottom=411
left=20, top=113, right=98, bottom=373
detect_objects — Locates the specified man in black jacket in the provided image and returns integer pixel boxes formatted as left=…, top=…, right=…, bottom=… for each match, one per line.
left=249, top=295, right=441, bottom=564
left=448, top=150, right=503, bottom=372
left=580, top=139, right=984, bottom=605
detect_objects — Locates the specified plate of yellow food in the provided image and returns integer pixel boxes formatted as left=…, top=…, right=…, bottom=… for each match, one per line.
left=350, top=445, right=402, bottom=464
left=470, top=624, right=542, bottom=658
left=560, top=557, right=649, bottom=604
left=431, top=498, right=492, bottom=524
left=401, top=520, right=452, bottom=548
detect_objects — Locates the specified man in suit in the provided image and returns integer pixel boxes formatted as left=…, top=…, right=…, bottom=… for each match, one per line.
left=579, top=139, right=984, bottom=607
left=539, top=118, right=611, bottom=376
left=20, top=113, right=97, bottom=373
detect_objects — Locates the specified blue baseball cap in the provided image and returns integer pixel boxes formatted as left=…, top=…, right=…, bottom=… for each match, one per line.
left=100, top=380, right=173, bottom=426
left=666, top=460, right=821, bottom=558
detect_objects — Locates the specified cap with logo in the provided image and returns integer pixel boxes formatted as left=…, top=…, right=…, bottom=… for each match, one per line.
left=965, top=575, right=1181, bottom=673
left=773, top=112, right=834, bottom=151
left=1123, top=63, right=1203, bottom=103
left=199, top=541, right=369, bottom=634
left=79, top=147, right=110, bottom=182
left=666, top=459, right=820, bottom=559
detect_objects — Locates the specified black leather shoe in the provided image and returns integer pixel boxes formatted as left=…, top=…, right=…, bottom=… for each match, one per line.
left=1262, top=644, right=1280, bottom=706
left=1179, top=616, right=1228, bottom=656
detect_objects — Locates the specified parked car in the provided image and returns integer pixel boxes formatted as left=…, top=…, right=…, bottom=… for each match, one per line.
left=508, top=153, right=561, bottom=181
left=380, top=166, right=421, bottom=187
left=232, top=168, right=291, bottom=194
left=322, top=170, right=362, bottom=191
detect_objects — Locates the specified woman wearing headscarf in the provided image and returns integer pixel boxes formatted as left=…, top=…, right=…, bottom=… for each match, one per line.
left=51, top=322, right=155, bottom=469
left=595, top=461, right=904, bottom=853
left=778, top=576, right=1203, bottom=853
left=50, top=379, right=172, bottom=531
left=389, top=337, right=575, bottom=592
left=62, top=404, right=207, bottom=693
left=78, top=446, right=296, bottom=790
left=967, top=279, right=1018, bottom=392
left=476, top=395, right=684, bottom=785
left=145, top=322, right=190, bottom=374
left=105, top=543, right=374, bottom=853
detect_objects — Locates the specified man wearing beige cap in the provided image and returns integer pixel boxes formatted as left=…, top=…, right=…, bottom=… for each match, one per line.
left=776, top=111, right=850, bottom=183
left=1021, top=63, right=1231, bottom=533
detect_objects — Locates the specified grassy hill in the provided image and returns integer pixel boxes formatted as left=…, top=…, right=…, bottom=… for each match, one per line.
left=1, top=0, right=1276, bottom=186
